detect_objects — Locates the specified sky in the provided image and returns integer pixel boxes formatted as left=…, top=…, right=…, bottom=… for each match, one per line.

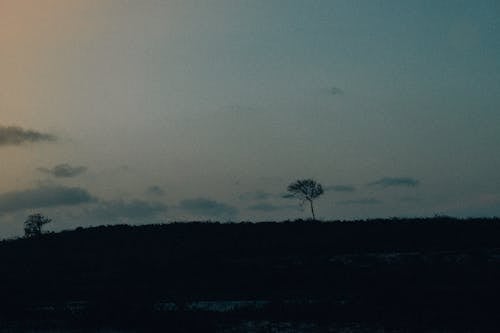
left=1, top=0, right=499, bottom=237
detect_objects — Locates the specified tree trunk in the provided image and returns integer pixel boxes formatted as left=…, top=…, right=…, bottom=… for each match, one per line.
left=309, top=200, right=316, bottom=220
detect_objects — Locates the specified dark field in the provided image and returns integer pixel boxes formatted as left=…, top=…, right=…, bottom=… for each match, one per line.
left=1, top=217, right=500, bottom=332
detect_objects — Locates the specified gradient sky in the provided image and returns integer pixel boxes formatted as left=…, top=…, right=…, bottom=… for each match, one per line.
left=1, top=0, right=499, bottom=237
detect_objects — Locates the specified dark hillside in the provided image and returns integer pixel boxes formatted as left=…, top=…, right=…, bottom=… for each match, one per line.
left=1, top=217, right=500, bottom=329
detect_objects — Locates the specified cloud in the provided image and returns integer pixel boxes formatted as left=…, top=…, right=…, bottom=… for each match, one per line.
left=325, top=185, right=356, bottom=192
left=337, top=198, right=382, bottom=205
left=37, top=163, right=87, bottom=178
left=247, top=203, right=296, bottom=212
left=0, top=185, right=96, bottom=214
left=179, top=198, right=238, bottom=218
left=368, top=177, right=420, bottom=188
left=247, top=203, right=280, bottom=212
left=239, top=191, right=272, bottom=201
left=86, top=199, right=167, bottom=221
left=0, top=125, right=57, bottom=146
left=399, top=196, right=421, bottom=203
left=330, top=86, right=344, bottom=96
left=146, top=185, right=165, bottom=197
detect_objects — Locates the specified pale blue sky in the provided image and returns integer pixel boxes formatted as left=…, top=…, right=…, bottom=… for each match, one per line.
left=1, top=0, right=499, bottom=236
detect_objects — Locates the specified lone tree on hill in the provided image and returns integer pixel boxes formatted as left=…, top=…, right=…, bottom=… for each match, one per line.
left=286, top=179, right=324, bottom=220
left=24, top=213, right=52, bottom=238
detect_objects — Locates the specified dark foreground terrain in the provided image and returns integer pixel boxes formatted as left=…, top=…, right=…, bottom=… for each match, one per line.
left=1, top=217, right=500, bottom=332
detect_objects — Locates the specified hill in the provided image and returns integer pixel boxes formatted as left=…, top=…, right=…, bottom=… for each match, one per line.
left=1, top=217, right=500, bottom=330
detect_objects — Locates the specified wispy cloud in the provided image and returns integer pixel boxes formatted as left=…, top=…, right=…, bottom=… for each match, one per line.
left=239, top=191, right=272, bottom=201
left=248, top=203, right=279, bottom=212
left=0, top=125, right=57, bottom=146
left=247, top=203, right=296, bottom=212
left=146, top=185, right=165, bottom=197
left=179, top=198, right=238, bottom=219
left=37, top=163, right=87, bottom=178
left=330, top=86, right=344, bottom=96
left=85, top=199, right=167, bottom=221
left=325, top=185, right=356, bottom=192
left=368, top=177, right=420, bottom=188
left=0, top=185, right=96, bottom=214
left=399, top=196, right=421, bottom=203
left=337, top=198, right=382, bottom=205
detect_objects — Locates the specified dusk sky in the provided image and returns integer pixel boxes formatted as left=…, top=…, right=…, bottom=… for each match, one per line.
left=1, top=0, right=499, bottom=237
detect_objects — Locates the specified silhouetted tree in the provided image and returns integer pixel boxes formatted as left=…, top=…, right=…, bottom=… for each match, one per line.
left=286, top=179, right=324, bottom=220
left=24, top=213, right=52, bottom=238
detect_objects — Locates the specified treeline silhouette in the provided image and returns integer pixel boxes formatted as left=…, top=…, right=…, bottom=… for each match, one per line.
left=1, top=217, right=500, bottom=331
